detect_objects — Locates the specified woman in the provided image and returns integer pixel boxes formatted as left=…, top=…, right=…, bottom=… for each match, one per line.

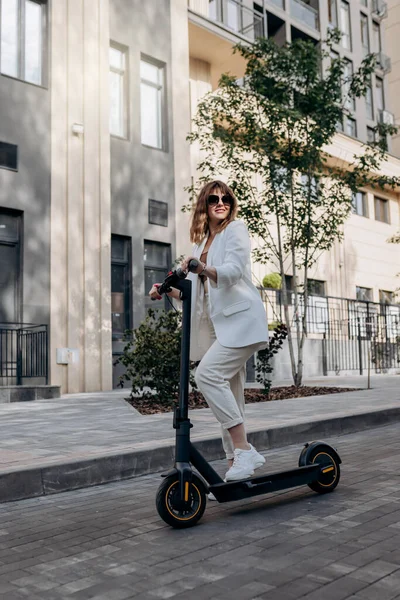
left=149, top=180, right=269, bottom=482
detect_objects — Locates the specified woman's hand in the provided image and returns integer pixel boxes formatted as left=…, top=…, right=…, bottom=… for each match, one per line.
left=148, top=285, right=181, bottom=301
left=181, top=256, right=204, bottom=275
left=149, top=284, right=162, bottom=300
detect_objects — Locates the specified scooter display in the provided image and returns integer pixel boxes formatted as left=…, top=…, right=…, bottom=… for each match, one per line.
left=154, top=260, right=341, bottom=528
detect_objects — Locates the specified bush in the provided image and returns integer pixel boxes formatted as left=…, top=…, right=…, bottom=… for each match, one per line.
left=116, top=308, right=197, bottom=408
left=255, top=323, right=288, bottom=395
left=262, top=273, right=282, bottom=290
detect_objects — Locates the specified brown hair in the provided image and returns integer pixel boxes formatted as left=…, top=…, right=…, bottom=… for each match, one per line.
left=189, top=180, right=238, bottom=244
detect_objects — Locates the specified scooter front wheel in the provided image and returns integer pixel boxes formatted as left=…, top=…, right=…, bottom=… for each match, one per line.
left=156, top=474, right=206, bottom=528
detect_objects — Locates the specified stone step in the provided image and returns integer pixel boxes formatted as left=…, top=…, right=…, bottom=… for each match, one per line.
left=0, top=385, right=60, bottom=403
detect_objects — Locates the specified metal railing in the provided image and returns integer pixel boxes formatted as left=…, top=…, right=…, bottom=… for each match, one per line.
left=260, top=288, right=400, bottom=374
left=290, top=0, right=319, bottom=30
left=0, top=323, right=48, bottom=385
left=324, top=316, right=400, bottom=375
left=207, top=0, right=264, bottom=40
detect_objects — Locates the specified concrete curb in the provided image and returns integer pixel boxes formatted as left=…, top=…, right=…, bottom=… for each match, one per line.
left=2, top=406, right=400, bottom=503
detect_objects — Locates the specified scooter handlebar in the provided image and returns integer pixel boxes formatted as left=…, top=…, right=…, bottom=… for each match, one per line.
left=154, top=259, right=199, bottom=297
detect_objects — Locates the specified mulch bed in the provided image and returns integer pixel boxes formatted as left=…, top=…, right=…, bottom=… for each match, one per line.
left=126, top=386, right=360, bottom=415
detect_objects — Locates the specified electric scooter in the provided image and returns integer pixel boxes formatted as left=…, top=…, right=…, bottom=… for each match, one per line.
left=154, top=260, right=341, bottom=528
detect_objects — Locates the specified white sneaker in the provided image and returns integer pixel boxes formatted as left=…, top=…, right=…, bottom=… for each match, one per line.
left=225, top=445, right=266, bottom=481
left=207, top=492, right=217, bottom=501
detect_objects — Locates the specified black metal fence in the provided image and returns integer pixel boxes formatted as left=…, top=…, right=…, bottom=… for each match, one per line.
left=261, top=289, right=400, bottom=374
left=0, top=323, right=48, bottom=385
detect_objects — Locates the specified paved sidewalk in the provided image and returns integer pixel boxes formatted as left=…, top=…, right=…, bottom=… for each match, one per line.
left=0, top=375, right=399, bottom=503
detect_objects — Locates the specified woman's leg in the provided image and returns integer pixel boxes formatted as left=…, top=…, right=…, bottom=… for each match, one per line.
left=195, top=342, right=260, bottom=445
left=221, top=364, right=247, bottom=459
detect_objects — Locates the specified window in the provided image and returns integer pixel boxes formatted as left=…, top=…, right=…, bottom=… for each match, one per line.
left=307, top=279, right=326, bottom=296
left=379, top=290, right=395, bottom=305
left=144, top=241, right=171, bottom=311
left=365, top=82, right=373, bottom=120
left=209, top=0, right=218, bottom=20
left=1, top=0, right=46, bottom=85
left=109, top=44, right=128, bottom=138
left=148, top=199, right=168, bottom=227
left=328, top=0, right=337, bottom=27
left=140, top=58, right=166, bottom=149
left=283, top=275, right=293, bottom=305
left=111, top=236, right=132, bottom=339
left=0, top=209, right=22, bottom=323
left=343, top=59, right=355, bottom=111
left=375, top=76, right=384, bottom=113
left=360, top=14, right=370, bottom=55
left=0, top=141, right=17, bottom=170
left=374, top=196, right=389, bottom=223
left=372, top=21, right=381, bottom=54
left=226, top=0, right=240, bottom=31
left=301, top=174, right=318, bottom=200
left=356, top=286, right=372, bottom=302
left=352, top=191, right=368, bottom=217
left=345, top=117, right=357, bottom=137
left=340, top=1, right=352, bottom=50
left=367, top=126, right=376, bottom=142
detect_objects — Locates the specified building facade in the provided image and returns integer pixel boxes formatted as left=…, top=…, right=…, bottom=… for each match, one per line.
left=0, top=0, right=399, bottom=392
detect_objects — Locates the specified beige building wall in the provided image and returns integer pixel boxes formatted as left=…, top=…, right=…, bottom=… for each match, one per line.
left=386, top=0, right=400, bottom=157
left=187, top=55, right=400, bottom=304
left=50, top=0, right=112, bottom=394
left=171, top=0, right=193, bottom=260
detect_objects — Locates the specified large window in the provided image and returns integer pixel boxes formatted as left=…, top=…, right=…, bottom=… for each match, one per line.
left=109, top=44, right=128, bottom=138
left=140, top=57, right=166, bottom=150
left=374, top=196, right=389, bottom=223
left=365, top=81, right=374, bottom=120
left=0, top=209, right=22, bottom=323
left=327, top=0, right=337, bottom=27
left=343, top=59, right=355, bottom=111
left=360, top=13, right=370, bottom=55
left=111, top=236, right=132, bottom=340
left=345, top=117, right=357, bottom=138
left=375, top=76, right=384, bottom=113
left=144, top=241, right=171, bottom=311
left=1, top=0, right=46, bottom=85
left=372, top=21, right=381, bottom=54
left=352, top=191, right=368, bottom=217
left=340, top=1, right=352, bottom=50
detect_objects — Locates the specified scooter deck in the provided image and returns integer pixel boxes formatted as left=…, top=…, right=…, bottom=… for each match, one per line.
left=209, top=464, right=321, bottom=503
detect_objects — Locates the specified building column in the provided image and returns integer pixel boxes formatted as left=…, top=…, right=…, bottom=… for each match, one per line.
left=50, top=0, right=112, bottom=393
left=170, top=0, right=193, bottom=260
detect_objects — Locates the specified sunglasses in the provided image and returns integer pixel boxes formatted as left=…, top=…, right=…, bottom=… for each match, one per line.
left=207, top=194, right=233, bottom=208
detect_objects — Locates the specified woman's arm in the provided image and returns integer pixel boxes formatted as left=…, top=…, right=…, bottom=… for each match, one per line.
left=209, top=221, right=250, bottom=289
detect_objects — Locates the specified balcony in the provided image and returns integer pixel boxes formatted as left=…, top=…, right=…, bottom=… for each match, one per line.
left=189, top=0, right=264, bottom=41
left=290, top=0, right=319, bottom=31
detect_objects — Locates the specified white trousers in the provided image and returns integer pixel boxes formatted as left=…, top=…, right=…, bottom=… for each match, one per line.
left=194, top=295, right=264, bottom=459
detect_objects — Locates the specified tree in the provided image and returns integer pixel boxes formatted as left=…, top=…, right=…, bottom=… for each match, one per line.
left=187, top=31, right=399, bottom=387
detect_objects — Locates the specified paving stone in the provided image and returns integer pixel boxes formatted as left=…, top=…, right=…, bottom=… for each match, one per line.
left=1, top=425, right=400, bottom=599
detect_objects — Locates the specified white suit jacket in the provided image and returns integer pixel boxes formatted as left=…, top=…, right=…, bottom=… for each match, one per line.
left=187, top=220, right=269, bottom=360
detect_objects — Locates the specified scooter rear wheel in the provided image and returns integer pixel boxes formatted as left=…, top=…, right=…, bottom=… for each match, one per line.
left=306, top=447, right=340, bottom=494
left=156, top=474, right=206, bottom=528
